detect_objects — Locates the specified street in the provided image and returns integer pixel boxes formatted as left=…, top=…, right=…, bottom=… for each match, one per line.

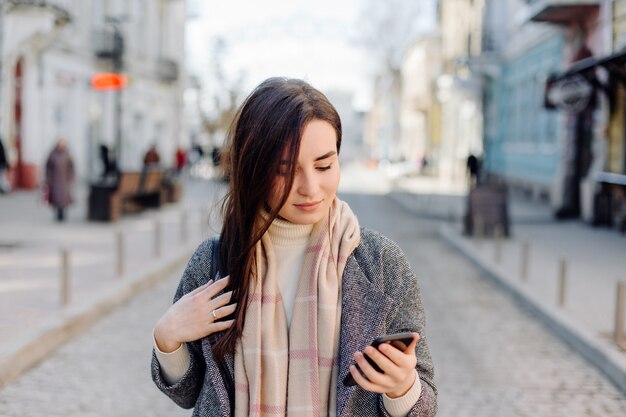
left=1, top=180, right=626, bottom=416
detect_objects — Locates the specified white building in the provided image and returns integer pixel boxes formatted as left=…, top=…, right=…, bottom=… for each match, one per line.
left=1, top=0, right=186, bottom=189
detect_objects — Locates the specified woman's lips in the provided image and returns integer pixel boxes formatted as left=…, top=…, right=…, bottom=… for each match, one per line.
left=294, top=201, right=322, bottom=212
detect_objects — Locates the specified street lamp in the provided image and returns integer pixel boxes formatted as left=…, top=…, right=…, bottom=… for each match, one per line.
left=95, top=16, right=125, bottom=166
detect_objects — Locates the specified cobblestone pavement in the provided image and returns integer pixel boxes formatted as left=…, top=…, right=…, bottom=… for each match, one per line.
left=1, top=189, right=626, bottom=416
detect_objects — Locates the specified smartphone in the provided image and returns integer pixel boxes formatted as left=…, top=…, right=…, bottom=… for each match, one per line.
left=342, top=332, right=415, bottom=387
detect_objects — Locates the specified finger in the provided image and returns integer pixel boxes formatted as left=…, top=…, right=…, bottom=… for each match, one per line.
left=211, top=291, right=234, bottom=309
left=207, top=318, right=235, bottom=334
left=353, top=352, right=391, bottom=387
left=364, top=346, right=397, bottom=376
left=187, top=279, right=214, bottom=297
left=201, top=276, right=230, bottom=299
left=349, top=365, right=385, bottom=394
left=213, top=303, right=237, bottom=320
left=378, top=338, right=418, bottom=368
left=405, top=333, right=420, bottom=353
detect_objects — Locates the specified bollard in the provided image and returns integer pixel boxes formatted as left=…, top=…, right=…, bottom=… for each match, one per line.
left=180, top=210, right=188, bottom=243
left=493, top=224, right=504, bottom=263
left=615, top=281, right=626, bottom=350
left=154, top=219, right=162, bottom=258
left=520, top=241, right=529, bottom=281
left=60, top=248, right=70, bottom=307
left=116, top=230, right=124, bottom=277
left=558, top=258, right=568, bottom=308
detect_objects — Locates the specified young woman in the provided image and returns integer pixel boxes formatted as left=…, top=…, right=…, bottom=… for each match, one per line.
left=151, top=78, right=437, bottom=417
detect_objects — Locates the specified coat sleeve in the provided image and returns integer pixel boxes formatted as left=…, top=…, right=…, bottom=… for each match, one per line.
left=151, top=238, right=217, bottom=409
left=375, top=237, right=438, bottom=417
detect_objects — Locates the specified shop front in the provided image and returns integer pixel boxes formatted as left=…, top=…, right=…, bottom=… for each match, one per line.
left=546, top=48, right=626, bottom=231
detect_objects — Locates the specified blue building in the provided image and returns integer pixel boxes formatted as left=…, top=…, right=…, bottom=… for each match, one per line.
left=484, top=32, right=565, bottom=200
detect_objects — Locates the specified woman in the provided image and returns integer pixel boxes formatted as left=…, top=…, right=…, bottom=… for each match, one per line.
left=45, top=138, right=75, bottom=221
left=151, top=78, right=437, bottom=416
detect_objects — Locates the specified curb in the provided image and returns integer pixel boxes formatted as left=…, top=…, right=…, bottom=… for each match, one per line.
left=438, top=224, right=626, bottom=395
left=0, top=246, right=195, bottom=389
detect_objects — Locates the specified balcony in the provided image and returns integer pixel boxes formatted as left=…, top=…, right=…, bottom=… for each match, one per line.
left=157, top=58, right=179, bottom=83
left=523, top=0, right=600, bottom=24
left=6, top=0, right=72, bottom=25
left=93, top=30, right=124, bottom=63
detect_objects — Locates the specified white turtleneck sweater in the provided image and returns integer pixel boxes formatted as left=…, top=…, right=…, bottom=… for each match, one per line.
left=154, top=219, right=420, bottom=416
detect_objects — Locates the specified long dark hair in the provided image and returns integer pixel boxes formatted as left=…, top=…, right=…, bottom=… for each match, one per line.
left=214, top=77, right=342, bottom=359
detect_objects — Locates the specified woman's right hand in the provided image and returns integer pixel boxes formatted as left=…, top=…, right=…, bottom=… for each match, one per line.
left=154, top=276, right=236, bottom=353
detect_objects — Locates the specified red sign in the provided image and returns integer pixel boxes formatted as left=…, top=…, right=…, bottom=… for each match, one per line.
left=91, top=73, right=127, bottom=90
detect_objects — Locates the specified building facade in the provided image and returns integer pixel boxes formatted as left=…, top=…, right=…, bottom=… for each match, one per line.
left=1, top=0, right=186, bottom=189
left=435, top=0, right=486, bottom=182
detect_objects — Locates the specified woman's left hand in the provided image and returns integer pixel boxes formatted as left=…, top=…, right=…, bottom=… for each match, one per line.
left=349, top=332, right=420, bottom=398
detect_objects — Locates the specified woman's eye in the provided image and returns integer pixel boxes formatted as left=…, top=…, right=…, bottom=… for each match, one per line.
left=316, top=165, right=332, bottom=171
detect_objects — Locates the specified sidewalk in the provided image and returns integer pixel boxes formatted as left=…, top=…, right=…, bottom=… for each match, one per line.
left=0, top=177, right=225, bottom=388
left=389, top=175, right=626, bottom=394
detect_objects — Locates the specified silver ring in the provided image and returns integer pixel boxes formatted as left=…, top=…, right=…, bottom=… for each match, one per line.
left=212, top=310, right=217, bottom=320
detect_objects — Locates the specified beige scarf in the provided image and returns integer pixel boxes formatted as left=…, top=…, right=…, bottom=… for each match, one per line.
left=234, top=198, right=360, bottom=416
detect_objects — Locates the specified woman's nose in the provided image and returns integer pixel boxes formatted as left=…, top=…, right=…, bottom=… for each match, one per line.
left=297, top=170, right=318, bottom=196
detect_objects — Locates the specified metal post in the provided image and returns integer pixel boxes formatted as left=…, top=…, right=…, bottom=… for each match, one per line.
left=154, top=219, right=161, bottom=258
left=615, top=281, right=626, bottom=350
left=60, top=248, right=70, bottom=307
left=180, top=210, right=188, bottom=243
left=558, top=258, right=567, bottom=308
left=494, top=224, right=503, bottom=263
left=116, top=230, right=124, bottom=277
left=520, top=241, right=529, bottom=281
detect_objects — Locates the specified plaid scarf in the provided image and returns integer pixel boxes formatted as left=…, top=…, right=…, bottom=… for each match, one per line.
left=234, top=198, right=360, bottom=416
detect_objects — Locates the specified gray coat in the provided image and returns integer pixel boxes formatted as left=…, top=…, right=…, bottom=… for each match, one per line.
left=152, top=228, right=437, bottom=416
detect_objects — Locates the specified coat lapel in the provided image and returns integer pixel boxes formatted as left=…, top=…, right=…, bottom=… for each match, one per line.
left=336, top=256, right=395, bottom=416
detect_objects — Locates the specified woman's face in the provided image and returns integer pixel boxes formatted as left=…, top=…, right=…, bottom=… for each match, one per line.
left=268, top=119, right=340, bottom=225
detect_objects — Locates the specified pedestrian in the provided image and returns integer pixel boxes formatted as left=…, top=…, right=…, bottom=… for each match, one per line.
left=466, top=153, right=480, bottom=187
left=98, top=143, right=119, bottom=180
left=0, top=137, right=10, bottom=193
left=45, top=138, right=75, bottom=221
left=151, top=78, right=437, bottom=416
left=143, top=144, right=161, bottom=167
left=175, top=146, right=187, bottom=174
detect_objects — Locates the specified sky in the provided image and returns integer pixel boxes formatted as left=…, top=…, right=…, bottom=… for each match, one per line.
left=185, top=0, right=372, bottom=110
left=186, top=0, right=434, bottom=110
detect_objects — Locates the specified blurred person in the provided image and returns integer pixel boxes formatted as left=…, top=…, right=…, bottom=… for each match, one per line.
left=0, top=137, right=10, bottom=193
left=143, top=144, right=161, bottom=167
left=175, top=146, right=187, bottom=174
left=45, top=138, right=75, bottom=221
left=98, top=143, right=119, bottom=180
left=151, top=78, right=437, bottom=416
left=466, top=153, right=480, bottom=187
